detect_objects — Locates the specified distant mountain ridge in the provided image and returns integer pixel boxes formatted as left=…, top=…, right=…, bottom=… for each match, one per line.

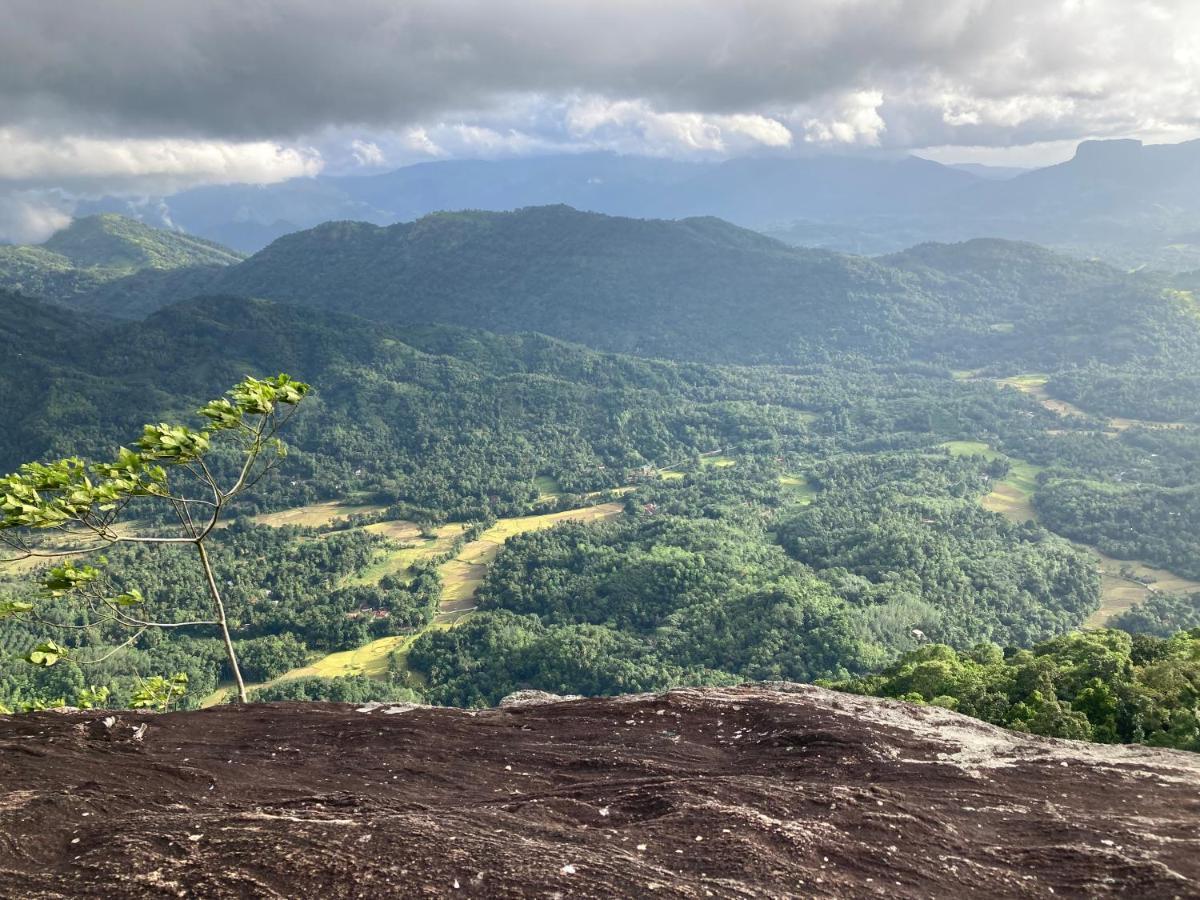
left=40, top=214, right=242, bottom=270
left=79, top=139, right=1200, bottom=267
left=0, top=214, right=242, bottom=306
left=83, top=152, right=978, bottom=253
left=47, top=205, right=1195, bottom=375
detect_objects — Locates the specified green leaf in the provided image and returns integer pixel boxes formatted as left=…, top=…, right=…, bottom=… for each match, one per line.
left=0, top=600, right=33, bottom=619
left=77, top=685, right=110, bottom=710
left=26, top=640, right=68, bottom=667
left=40, top=561, right=102, bottom=597
left=131, top=672, right=189, bottom=710
left=111, top=588, right=144, bottom=607
left=197, top=398, right=242, bottom=430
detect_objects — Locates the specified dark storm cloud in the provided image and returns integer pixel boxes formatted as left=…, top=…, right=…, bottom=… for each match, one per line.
left=1, top=0, right=1193, bottom=143
left=0, top=0, right=1196, bottom=239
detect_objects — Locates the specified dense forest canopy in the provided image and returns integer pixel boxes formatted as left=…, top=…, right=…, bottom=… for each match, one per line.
left=24, top=207, right=1200, bottom=375
left=834, top=628, right=1200, bottom=751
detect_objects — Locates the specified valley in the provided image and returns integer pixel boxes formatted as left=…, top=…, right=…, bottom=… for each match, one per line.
left=945, top=438, right=1200, bottom=626
left=7, top=11, right=1200, bottom=896
left=994, top=373, right=1189, bottom=433
left=2, top=208, right=1198, bottom=750
left=201, top=500, right=625, bottom=705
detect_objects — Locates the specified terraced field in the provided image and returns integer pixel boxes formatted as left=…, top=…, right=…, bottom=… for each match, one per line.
left=1086, top=552, right=1200, bottom=628
left=433, top=503, right=624, bottom=624
left=985, top=373, right=1188, bottom=434
left=994, top=374, right=1093, bottom=421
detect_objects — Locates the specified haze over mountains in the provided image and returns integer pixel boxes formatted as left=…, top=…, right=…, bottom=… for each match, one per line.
left=76, top=138, right=1200, bottom=269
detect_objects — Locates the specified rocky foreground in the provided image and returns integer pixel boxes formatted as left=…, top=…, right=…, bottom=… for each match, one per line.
left=1, top=685, right=1199, bottom=899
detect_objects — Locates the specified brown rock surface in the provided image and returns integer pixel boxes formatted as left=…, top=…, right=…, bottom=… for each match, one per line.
left=1, top=684, right=1198, bottom=898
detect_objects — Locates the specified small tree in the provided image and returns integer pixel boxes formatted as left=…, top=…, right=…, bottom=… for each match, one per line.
left=0, top=374, right=310, bottom=704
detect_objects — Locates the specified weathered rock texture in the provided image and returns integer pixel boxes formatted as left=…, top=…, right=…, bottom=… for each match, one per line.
left=1, top=684, right=1198, bottom=898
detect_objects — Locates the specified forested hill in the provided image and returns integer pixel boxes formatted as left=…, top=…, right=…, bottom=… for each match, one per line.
left=0, top=214, right=242, bottom=307
left=68, top=206, right=1200, bottom=371
left=2, top=288, right=818, bottom=513
left=40, top=214, right=242, bottom=270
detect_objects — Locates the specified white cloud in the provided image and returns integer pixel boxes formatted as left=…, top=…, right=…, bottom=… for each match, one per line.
left=350, top=139, right=386, bottom=167
left=401, top=128, right=445, bottom=158
left=564, top=97, right=792, bottom=156
left=799, top=91, right=886, bottom=146
left=0, top=192, right=72, bottom=243
left=1, top=0, right=1199, bottom=184
left=0, top=129, right=322, bottom=194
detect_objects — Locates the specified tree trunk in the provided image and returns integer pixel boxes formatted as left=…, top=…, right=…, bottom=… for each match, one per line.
left=197, top=541, right=248, bottom=704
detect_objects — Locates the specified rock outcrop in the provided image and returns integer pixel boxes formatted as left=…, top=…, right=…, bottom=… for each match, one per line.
left=2, top=684, right=1198, bottom=898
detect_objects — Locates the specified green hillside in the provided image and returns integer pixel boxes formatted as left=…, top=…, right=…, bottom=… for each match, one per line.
left=0, top=289, right=1116, bottom=712
left=3, top=215, right=1200, bottom=740
left=42, top=214, right=242, bottom=270
left=203, top=207, right=1200, bottom=369
left=0, top=214, right=242, bottom=306
left=43, top=207, right=1200, bottom=376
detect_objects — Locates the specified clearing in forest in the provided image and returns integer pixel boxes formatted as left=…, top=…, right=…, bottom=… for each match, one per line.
left=994, top=373, right=1189, bottom=433
left=534, top=475, right=563, bottom=497
left=251, top=500, right=388, bottom=528
left=994, top=374, right=1094, bottom=421
left=943, top=440, right=1200, bottom=628
left=435, top=503, right=624, bottom=624
left=1085, top=551, right=1200, bottom=627
left=942, top=440, right=1042, bottom=522
left=198, top=501, right=627, bottom=703
left=779, top=473, right=817, bottom=503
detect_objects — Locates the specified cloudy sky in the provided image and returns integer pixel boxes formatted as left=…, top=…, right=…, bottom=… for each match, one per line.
left=1, top=0, right=1198, bottom=240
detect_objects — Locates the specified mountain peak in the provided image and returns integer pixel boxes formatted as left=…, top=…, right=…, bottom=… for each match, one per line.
left=1072, top=138, right=1145, bottom=163
left=42, top=214, right=243, bottom=271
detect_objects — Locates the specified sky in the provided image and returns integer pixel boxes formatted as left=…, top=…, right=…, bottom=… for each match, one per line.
left=1, top=0, right=1198, bottom=241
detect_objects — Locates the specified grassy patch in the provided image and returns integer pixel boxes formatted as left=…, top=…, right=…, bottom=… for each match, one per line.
left=1085, top=551, right=1200, bottom=628
left=943, top=441, right=1043, bottom=523
left=284, top=635, right=409, bottom=680
left=252, top=500, right=388, bottom=529
left=345, top=522, right=465, bottom=587
left=261, top=501, right=628, bottom=688
left=534, top=475, right=563, bottom=497
left=995, top=374, right=1093, bottom=422
left=943, top=440, right=1005, bottom=461
left=998, top=373, right=1050, bottom=389
left=779, top=474, right=818, bottom=504
left=995, top=372, right=1185, bottom=431
left=944, top=439, right=1200, bottom=629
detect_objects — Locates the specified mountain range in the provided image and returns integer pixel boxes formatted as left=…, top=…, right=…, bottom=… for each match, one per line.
left=75, top=138, right=1200, bottom=268
left=11, top=206, right=1191, bottom=373
left=5, top=189, right=1200, bottom=756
